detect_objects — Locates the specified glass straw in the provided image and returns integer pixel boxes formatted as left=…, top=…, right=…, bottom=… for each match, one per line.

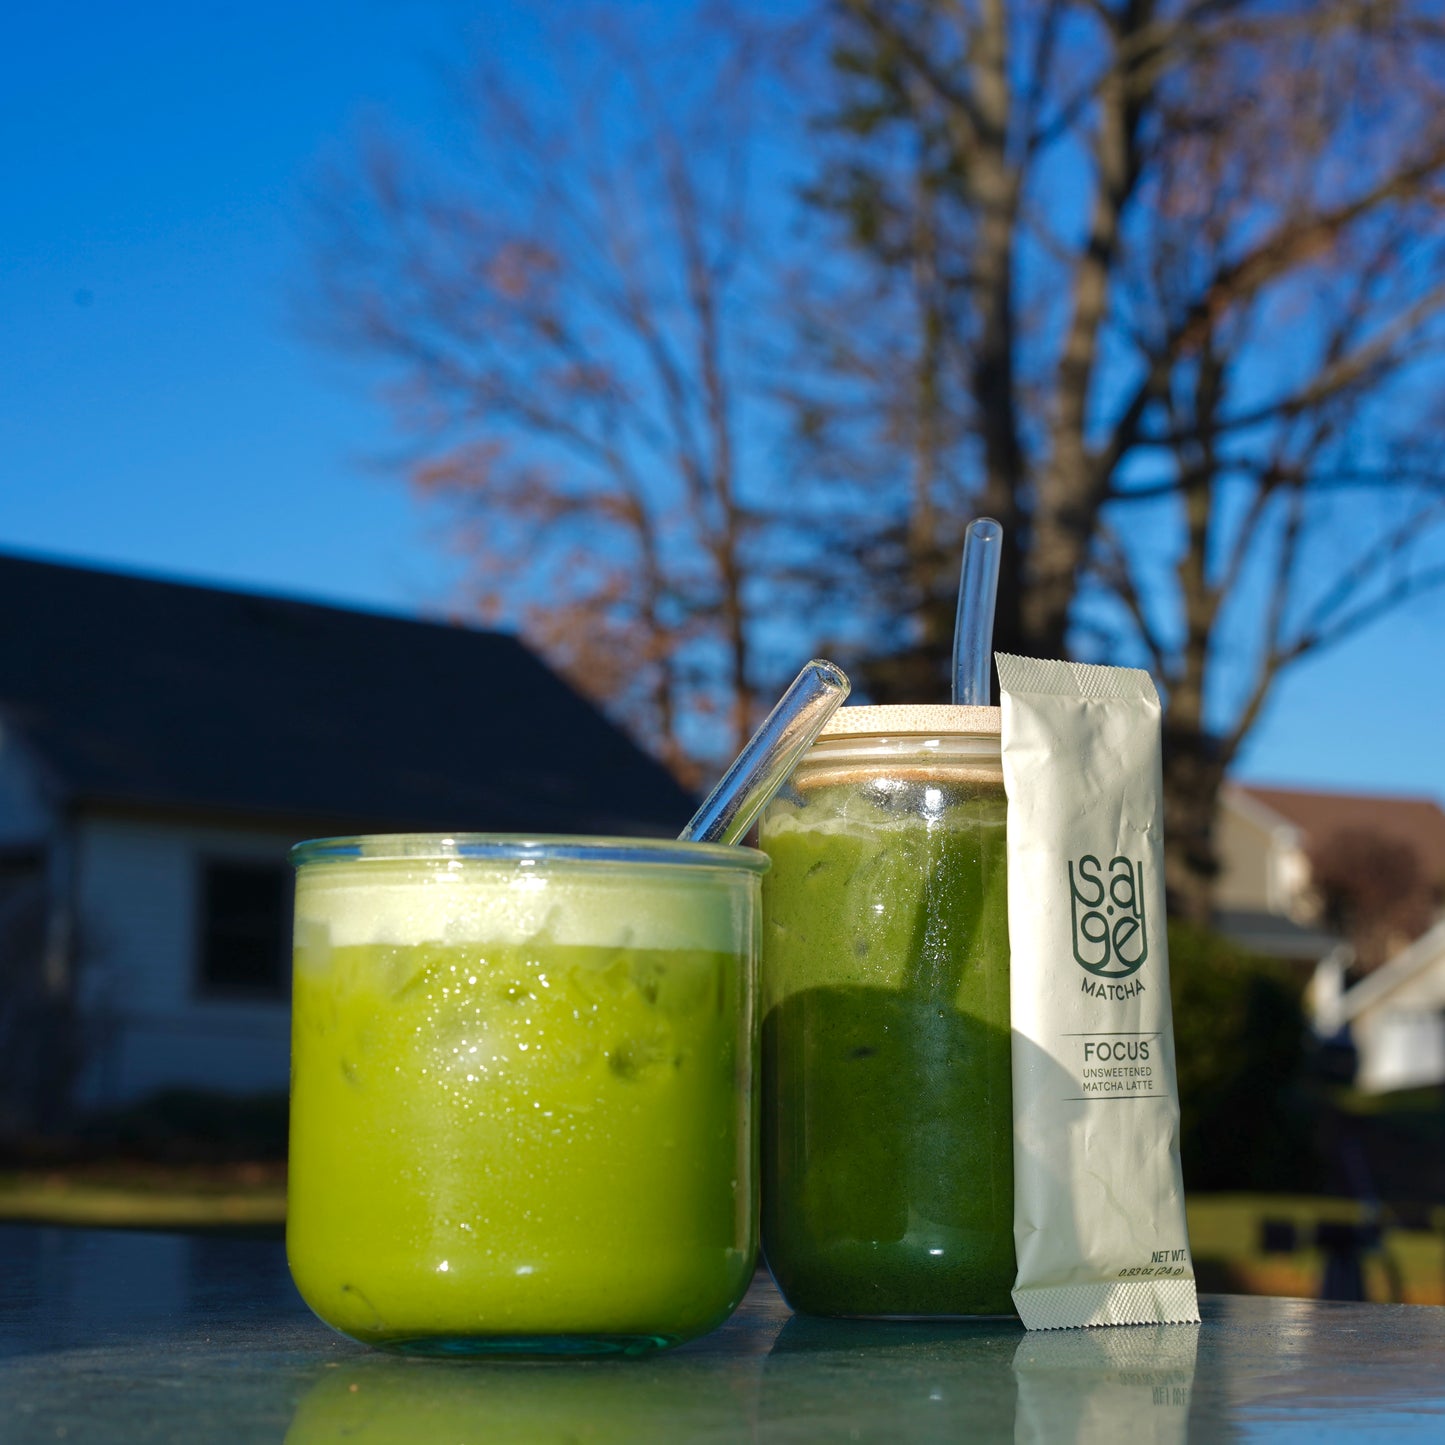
left=952, top=517, right=1003, bottom=705
left=679, top=659, right=851, bottom=845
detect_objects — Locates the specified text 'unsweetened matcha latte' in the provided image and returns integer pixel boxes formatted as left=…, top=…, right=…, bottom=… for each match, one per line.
left=286, top=835, right=765, bottom=1357
left=759, top=706, right=1015, bottom=1318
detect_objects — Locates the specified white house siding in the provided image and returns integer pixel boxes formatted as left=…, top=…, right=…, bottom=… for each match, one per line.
left=71, top=813, right=299, bottom=1108
left=0, top=722, right=54, bottom=845
left=1353, top=1009, right=1445, bottom=1093
left=1214, top=796, right=1274, bottom=912
left=1215, top=788, right=1312, bottom=918
left=1338, top=920, right=1445, bottom=1093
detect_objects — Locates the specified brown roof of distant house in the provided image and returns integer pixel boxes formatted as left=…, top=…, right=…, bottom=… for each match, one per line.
left=1239, top=786, right=1445, bottom=883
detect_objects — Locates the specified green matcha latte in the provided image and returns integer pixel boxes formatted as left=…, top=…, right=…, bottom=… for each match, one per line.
left=758, top=707, right=1015, bottom=1318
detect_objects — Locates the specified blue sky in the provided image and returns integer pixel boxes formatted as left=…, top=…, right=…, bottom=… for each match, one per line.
left=1, top=1, right=486, bottom=611
left=2, top=0, right=1443, bottom=801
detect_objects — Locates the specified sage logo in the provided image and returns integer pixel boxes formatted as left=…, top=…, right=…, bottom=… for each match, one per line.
left=1068, top=855, right=1149, bottom=978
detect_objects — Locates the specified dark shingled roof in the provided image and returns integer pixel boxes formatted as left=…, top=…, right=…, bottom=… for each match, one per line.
left=0, top=552, right=695, bottom=836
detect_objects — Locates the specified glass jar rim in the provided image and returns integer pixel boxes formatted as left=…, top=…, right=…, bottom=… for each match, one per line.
left=791, top=727, right=1002, bottom=785
left=289, top=832, right=769, bottom=873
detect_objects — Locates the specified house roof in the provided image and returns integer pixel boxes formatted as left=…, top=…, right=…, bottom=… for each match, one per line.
left=1214, top=907, right=1342, bottom=964
left=1237, top=785, right=1445, bottom=883
left=0, top=552, right=695, bottom=836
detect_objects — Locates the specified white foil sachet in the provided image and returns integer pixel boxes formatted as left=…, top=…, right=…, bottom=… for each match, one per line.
left=997, top=653, right=1199, bottom=1330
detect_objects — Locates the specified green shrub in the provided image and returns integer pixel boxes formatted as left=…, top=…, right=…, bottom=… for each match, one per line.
left=77, top=1088, right=289, bottom=1162
left=1168, top=922, right=1322, bottom=1193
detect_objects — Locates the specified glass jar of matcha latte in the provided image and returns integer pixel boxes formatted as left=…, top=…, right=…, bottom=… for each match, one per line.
left=758, top=706, right=1014, bottom=1318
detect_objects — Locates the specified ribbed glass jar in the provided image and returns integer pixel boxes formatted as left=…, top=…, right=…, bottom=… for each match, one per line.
left=758, top=707, right=1015, bottom=1317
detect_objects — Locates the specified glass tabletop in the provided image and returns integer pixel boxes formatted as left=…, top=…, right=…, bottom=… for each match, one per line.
left=2, top=1224, right=1443, bottom=1442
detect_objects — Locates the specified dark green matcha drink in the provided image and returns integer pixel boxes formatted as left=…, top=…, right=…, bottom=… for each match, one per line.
left=759, top=705, right=1014, bottom=1317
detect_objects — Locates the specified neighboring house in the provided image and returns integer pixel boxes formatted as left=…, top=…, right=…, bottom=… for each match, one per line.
left=1214, top=786, right=1337, bottom=961
left=1214, top=783, right=1445, bottom=961
left=1317, top=921, right=1445, bottom=1094
left=0, top=552, right=695, bottom=1124
left=1216, top=782, right=1445, bottom=1092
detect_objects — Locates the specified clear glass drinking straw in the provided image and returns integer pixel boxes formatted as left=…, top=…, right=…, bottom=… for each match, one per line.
left=679, top=659, right=851, bottom=845
left=952, top=517, right=1003, bottom=706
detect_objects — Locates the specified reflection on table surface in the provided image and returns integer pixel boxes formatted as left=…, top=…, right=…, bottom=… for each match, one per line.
left=2, top=1225, right=1444, bottom=1442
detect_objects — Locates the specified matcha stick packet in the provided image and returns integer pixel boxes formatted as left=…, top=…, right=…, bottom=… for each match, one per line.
left=996, top=654, right=1199, bottom=1330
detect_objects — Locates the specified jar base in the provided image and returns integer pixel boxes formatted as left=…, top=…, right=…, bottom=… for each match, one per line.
left=372, top=1331, right=679, bottom=1359
left=789, top=1308, right=1017, bottom=1322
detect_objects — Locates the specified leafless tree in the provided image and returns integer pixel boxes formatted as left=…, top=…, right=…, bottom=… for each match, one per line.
left=793, top=0, right=1445, bottom=918
left=305, top=8, right=814, bottom=785
left=310, top=1, right=1445, bottom=918
left=1311, top=827, right=1436, bottom=972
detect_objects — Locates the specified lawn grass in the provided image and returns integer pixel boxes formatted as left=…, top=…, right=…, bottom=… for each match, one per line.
left=1188, top=1193, right=1445, bottom=1304
left=0, top=1160, right=285, bottom=1233
left=1, top=1169, right=1440, bottom=1305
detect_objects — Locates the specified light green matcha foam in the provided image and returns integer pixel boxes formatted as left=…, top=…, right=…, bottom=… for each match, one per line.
left=295, top=861, right=747, bottom=958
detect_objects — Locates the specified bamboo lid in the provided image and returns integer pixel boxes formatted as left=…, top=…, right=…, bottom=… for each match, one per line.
left=818, top=704, right=1001, bottom=738
left=790, top=703, right=1004, bottom=791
